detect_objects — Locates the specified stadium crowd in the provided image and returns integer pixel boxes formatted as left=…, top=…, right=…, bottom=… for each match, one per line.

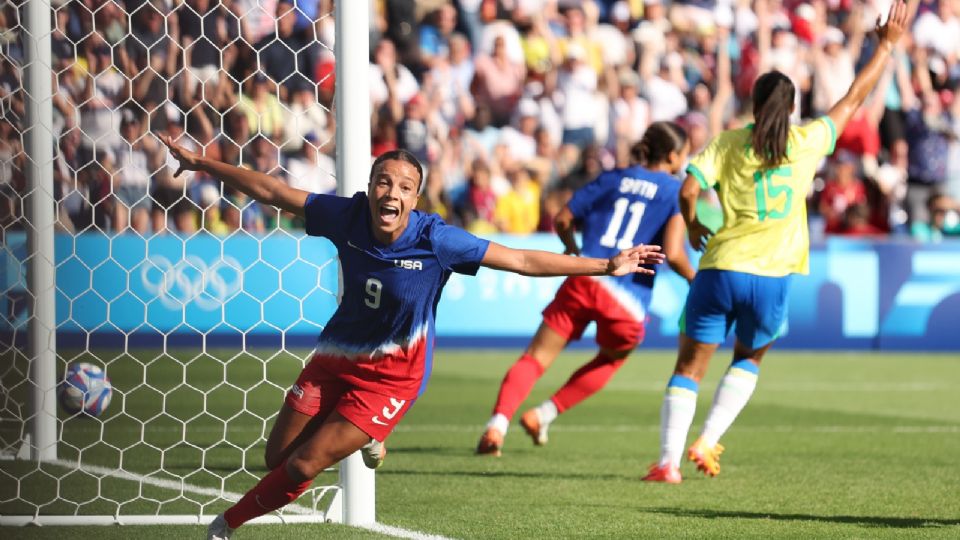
left=2, top=0, right=960, bottom=241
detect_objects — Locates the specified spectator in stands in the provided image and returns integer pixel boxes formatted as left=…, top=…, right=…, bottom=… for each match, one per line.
left=256, top=0, right=318, bottom=99
left=238, top=73, right=285, bottom=140
left=282, top=86, right=329, bottom=154
left=177, top=0, right=239, bottom=98
left=840, top=203, right=886, bottom=237
left=285, top=132, right=336, bottom=195
left=113, top=110, right=159, bottom=234
left=471, top=34, right=526, bottom=127
left=152, top=116, right=198, bottom=234
left=465, top=158, right=498, bottom=233
left=77, top=32, right=127, bottom=163
left=125, top=0, right=179, bottom=127
left=370, top=38, right=421, bottom=118
left=495, top=166, right=541, bottom=234
left=424, top=32, right=476, bottom=129
left=557, top=43, right=599, bottom=149
left=820, top=151, right=869, bottom=235
left=902, top=48, right=954, bottom=236
left=420, top=3, right=459, bottom=70
left=397, top=93, right=432, bottom=165
left=500, top=98, right=540, bottom=164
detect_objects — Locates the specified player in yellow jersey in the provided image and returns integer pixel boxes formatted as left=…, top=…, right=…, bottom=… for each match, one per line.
left=643, top=1, right=914, bottom=483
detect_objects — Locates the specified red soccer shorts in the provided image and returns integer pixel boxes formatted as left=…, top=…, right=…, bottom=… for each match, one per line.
left=285, top=354, right=415, bottom=442
left=542, top=276, right=646, bottom=351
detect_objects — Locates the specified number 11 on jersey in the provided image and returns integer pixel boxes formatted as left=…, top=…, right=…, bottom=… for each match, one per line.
left=600, top=197, right=647, bottom=249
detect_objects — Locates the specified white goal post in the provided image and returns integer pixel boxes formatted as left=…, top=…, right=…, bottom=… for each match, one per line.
left=0, top=0, right=374, bottom=527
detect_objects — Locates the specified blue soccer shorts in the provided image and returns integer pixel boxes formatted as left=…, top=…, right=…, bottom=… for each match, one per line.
left=680, top=269, right=792, bottom=349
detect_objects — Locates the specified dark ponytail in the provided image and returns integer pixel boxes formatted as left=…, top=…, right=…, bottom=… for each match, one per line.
left=631, top=121, right=688, bottom=167
left=751, top=70, right=795, bottom=170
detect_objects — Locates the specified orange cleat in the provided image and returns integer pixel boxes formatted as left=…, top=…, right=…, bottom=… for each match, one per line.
left=519, top=409, right=549, bottom=446
left=687, top=437, right=724, bottom=477
left=641, top=463, right=682, bottom=484
left=475, top=428, right=504, bottom=456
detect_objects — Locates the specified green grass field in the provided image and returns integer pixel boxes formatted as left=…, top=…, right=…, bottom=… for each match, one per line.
left=2, top=348, right=959, bottom=539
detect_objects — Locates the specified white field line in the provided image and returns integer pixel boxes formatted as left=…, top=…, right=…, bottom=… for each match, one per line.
left=26, top=458, right=455, bottom=540
left=603, top=381, right=955, bottom=392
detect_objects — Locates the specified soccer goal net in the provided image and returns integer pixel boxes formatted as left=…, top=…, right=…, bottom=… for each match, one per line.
left=0, top=0, right=375, bottom=527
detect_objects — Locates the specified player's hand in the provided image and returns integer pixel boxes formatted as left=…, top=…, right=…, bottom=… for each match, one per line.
left=877, top=0, right=910, bottom=47
left=161, top=134, right=200, bottom=178
left=606, top=244, right=664, bottom=276
left=687, top=219, right=713, bottom=252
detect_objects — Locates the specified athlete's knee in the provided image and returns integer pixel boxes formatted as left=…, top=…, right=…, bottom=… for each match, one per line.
left=286, top=452, right=332, bottom=482
left=264, top=447, right=283, bottom=471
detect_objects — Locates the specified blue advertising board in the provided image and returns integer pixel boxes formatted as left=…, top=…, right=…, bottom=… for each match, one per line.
left=1, top=232, right=958, bottom=350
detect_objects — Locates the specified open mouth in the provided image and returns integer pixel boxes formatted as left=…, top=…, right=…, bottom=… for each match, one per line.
left=379, top=204, right=400, bottom=224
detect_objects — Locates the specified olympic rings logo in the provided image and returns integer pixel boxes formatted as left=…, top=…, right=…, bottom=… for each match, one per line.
left=140, top=255, right=243, bottom=311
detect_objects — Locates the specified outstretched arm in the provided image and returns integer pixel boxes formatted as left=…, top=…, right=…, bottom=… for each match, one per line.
left=162, top=135, right=310, bottom=216
left=480, top=242, right=664, bottom=277
left=827, top=0, right=914, bottom=134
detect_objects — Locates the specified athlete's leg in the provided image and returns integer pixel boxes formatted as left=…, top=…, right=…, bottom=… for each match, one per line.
left=265, top=355, right=346, bottom=469
left=479, top=323, right=568, bottom=453
left=264, top=404, right=325, bottom=470
left=697, top=339, right=774, bottom=449
left=488, top=323, right=568, bottom=425
left=691, top=272, right=790, bottom=474
left=519, top=344, right=631, bottom=447
left=656, top=335, right=718, bottom=467
left=225, top=411, right=369, bottom=528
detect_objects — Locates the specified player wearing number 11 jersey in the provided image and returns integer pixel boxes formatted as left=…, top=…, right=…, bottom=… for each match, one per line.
left=477, top=122, right=696, bottom=456
left=643, top=0, right=913, bottom=483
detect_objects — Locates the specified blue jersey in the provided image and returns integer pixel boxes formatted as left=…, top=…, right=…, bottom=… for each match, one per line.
left=303, top=192, right=490, bottom=398
left=565, top=166, right=681, bottom=319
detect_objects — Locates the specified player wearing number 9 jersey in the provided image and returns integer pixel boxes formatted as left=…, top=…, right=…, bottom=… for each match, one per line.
left=642, top=1, right=914, bottom=484
left=476, top=122, right=696, bottom=456
left=161, top=142, right=668, bottom=540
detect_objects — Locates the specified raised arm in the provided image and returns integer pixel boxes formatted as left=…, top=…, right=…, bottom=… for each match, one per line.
left=162, top=135, right=310, bottom=216
left=480, top=242, right=664, bottom=278
left=827, top=0, right=914, bottom=134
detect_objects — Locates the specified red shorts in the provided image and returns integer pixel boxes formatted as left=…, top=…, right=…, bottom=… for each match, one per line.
left=285, top=354, right=415, bottom=441
left=542, top=276, right=646, bottom=351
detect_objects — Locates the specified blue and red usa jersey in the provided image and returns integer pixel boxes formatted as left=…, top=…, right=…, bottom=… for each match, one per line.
left=304, top=192, right=490, bottom=399
left=565, top=165, right=681, bottom=321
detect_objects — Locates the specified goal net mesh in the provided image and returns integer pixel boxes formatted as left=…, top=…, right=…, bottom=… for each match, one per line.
left=0, top=0, right=350, bottom=524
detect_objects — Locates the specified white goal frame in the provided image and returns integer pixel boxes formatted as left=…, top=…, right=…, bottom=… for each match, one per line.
left=1, top=0, right=374, bottom=527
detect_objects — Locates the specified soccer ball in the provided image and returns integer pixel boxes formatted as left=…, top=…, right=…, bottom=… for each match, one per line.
left=58, top=362, right=112, bottom=417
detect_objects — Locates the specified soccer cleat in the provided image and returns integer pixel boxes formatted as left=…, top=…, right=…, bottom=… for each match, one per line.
left=475, top=427, right=504, bottom=456
left=641, top=463, right=682, bottom=484
left=360, top=438, right=386, bottom=469
left=519, top=408, right=549, bottom=446
left=207, top=513, right=234, bottom=540
left=687, top=437, right=725, bottom=477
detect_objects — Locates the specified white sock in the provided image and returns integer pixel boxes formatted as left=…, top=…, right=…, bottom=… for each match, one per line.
left=659, top=376, right=699, bottom=468
left=535, top=399, right=558, bottom=425
left=486, top=413, right=510, bottom=435
left=700, top=359, right=759, bottom=448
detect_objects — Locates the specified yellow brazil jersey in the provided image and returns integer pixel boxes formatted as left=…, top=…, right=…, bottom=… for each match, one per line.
left=687, top=116, right=837, bottom=276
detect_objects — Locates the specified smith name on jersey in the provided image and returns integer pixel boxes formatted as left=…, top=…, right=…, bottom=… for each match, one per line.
left=566, top=166, right=681, bottom=322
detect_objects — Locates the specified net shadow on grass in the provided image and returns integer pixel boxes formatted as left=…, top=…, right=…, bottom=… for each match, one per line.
left=648, top=508, right=960, bottom=529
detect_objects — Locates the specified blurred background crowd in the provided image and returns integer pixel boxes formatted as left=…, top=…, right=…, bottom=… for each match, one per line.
left=2, top=0, right=960, bottom=241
